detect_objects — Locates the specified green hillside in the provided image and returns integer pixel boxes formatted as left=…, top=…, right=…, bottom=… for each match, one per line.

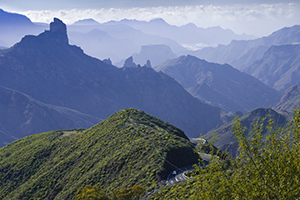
left=0, top=108, right=199, bottom=199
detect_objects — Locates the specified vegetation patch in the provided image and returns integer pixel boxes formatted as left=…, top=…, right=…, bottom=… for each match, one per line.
left=0, top=108, right=199, bottom=199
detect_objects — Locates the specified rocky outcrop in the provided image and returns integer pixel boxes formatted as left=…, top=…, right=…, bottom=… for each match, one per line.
left=0, top=18, right=225, bottom=142
left=103, top=58, right=112, bottom=65
left=44, top=18, right=69, bottom=44
left=133, top=44, right=177, bottom=67
left=144, top=60, right=152, bottom=68
left=123, top=56, right=137, bottom=68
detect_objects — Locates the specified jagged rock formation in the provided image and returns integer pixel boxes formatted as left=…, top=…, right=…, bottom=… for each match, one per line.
left=103, top=58, right=112, bottom=65
left=0, top=18, right=225, bottom=143
left=133, top=44, right=177, bottom=67
left=123, top=56, right=137, bottom=68
left=48, top=18, right=69, bottom=44
left=144, top=60, right=152, bottom=68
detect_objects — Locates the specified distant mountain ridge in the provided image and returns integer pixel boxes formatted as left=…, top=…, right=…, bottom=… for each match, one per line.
left=133, top=44, right=177, bottom=67
left=155, top=55, right=281, bottom=113
left=0, top=18, right=225, bottom=144
left=68, top=22, right=184, bottom=64
left=0, top=9, right=44, bottom=47
left=0, top=9, right=33, bottom=26
left=105, top=18, right=255, bottom=48
left=190, top=25, right=300, bottom=69
left=241, top=44, right=300, bottom=93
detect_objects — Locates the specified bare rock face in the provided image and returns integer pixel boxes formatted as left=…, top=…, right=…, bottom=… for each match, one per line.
left=44, top=18, right=69, bottom=44
left=50, top=18, right=67, bottom=33
left=123, top=56, right=137, bottom=68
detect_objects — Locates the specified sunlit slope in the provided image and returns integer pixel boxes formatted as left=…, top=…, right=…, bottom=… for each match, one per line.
left=0, top=108, right=199, bottom=200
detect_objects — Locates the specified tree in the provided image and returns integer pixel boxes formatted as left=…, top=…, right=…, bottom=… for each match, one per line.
left=73, top=185, right=146, bottom=200
left=73, top=185, right=110, bottom=200
left=152, top=107, right=300, bottom=199
left=112, top=185, right=146, bottom=200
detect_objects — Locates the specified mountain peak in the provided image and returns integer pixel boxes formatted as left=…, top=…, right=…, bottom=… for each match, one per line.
left=73, top=18, right=100, bottom=26
left=50, top=18, right=66, bottom=34
left=149, top=18, right=167, bottom=24
left=123, top=56, right=137, bottom=68
left=0, top=8, right=33, bottom=26
left=33, top=18, right=69, bottom=44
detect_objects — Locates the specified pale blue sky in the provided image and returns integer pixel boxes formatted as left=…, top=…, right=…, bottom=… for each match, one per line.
left=1, top=0, right=299, bottom=10
left=0, top=0, right=299, bottom=36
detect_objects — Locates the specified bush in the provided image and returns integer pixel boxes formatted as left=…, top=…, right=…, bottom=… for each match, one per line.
left=152, top=107, right=300, bottom=199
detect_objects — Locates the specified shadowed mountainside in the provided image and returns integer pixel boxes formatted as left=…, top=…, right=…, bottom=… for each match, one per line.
left=155, top=55, right=280, bottom=113
left=0, top=9, right=44, bottom=47
left=241, top=44, right=300, bottom=93
left=0, top=18, right=225, bottom=141
left=0, top=85, right=101, bottom=148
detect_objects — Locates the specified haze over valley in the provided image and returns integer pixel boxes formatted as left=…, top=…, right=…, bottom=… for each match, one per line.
left=0, top=1, right=300, bottom=199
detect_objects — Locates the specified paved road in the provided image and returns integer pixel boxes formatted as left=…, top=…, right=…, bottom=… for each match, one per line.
left=140, top=168, right=192, bottom=199
left=166, top=170, right=189, bottom=186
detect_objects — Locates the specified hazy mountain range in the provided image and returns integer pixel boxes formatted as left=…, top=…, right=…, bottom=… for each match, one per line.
left=155, top=55, right=281, bottom=113
left=241, top=44, right=300, bottom=93
left=190, top=25, right=300, bottom=69
left=104, top=18, right=255, bottom=50
left=0, top=9, right=255, bottom=66
left=0, top=8, right=300, bottom=200
left=0, top=9, right=44, bottom=47
left=0, top=9, right=299, bottom=153
left=0, top=18, right=226, bottom=147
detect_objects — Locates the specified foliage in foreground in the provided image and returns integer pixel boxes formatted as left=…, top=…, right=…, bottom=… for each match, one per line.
left=151, top=107, right=300, bottom=199
left=0, top=108, right=198, bottom=199
left=73, top=185, right=145, bottom=200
